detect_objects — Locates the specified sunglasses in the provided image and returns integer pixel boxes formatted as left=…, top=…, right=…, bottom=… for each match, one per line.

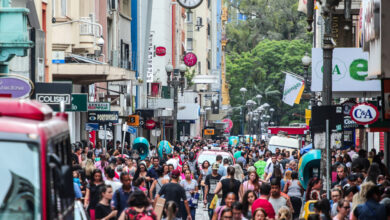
left=343, top=206, right=350, bottom=209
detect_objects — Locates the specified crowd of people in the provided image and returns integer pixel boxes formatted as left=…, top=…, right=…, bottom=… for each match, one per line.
left=70, top=139, right=390, bottom=220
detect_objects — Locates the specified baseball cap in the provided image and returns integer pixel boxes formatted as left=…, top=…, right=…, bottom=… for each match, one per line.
left=212, top=163, right=219, bottom=170
left=171, top=169, right=180, bottom=178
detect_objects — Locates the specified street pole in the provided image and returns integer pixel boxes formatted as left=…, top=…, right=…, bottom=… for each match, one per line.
left=104, top=124, right=107, bottom=152
left=240, top=107, right=244, bottom=135
left=321, top=4, right=334, bottom=196
left=173, top=84, right=178, bottom=143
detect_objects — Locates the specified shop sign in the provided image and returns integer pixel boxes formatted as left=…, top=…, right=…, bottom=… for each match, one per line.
left=88, top=102, right=110, bottom=111
left=311, top=48, right=381, bottom=92
left=67, top=94, right=88, bottom=112
left=204, top=129, right=215, bottom=136
left=183, top=52, right=197, bottom=67
left=350, top=103, right=379, bottom=125
left=156, top=46, right=166, bottom=56
left=35, top=82, right=72, bottom=111
left=88, top=111, right=119, bottom=124
left=145, top=120, right=156, bottom=130
left=0, top=76, right=32, bottom=98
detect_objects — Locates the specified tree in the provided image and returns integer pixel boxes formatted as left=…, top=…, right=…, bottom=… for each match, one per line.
left=227, top=0, right=310, bottom=53
left=226, top=40, right=311, bottom=134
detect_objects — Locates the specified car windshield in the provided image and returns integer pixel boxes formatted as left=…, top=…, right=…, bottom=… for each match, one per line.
left=198, top=153, right=233, bottom=165
left=0, top=141, right=40, bottom=220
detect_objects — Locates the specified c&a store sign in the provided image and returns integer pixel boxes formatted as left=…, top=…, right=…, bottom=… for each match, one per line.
left=311, top=48, right=381, bottom=93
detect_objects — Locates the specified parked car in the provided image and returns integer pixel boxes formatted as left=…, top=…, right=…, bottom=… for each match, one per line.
left=196, top=149, right=235, bottom=170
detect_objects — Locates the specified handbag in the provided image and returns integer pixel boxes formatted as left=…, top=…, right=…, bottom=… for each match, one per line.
left=189, top=193, right=199, bottom=208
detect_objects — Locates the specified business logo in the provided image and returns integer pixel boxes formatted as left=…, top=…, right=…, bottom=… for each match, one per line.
left=36, top=94, right=71, bottom=104
left=350, top=103, right=379, bottom=125
left=315, top=58, right=368, bottom=82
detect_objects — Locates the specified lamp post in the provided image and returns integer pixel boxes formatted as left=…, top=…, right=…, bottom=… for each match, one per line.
left=302, top=53, right=315, bottom=108
left=246, top=100, right=256, bottom=141
left=165, top=63, right=186, bottom=143
left=239, top=88, right=247, bottom=135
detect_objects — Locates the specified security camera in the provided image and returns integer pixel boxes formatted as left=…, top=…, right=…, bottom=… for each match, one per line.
left=97, top=37, right=104, bottom=46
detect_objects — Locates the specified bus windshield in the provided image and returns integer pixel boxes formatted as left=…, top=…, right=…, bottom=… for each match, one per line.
left=0, top=141, right=41, bottom=220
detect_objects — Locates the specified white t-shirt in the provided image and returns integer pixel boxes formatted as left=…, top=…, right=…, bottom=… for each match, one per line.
left=105, top=179, right=122, bottom=193
left=268, top=196, right=287, bottom=214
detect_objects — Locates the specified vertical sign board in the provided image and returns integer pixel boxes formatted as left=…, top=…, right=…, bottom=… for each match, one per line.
left=35, top=82, right=72, bottom=111
left=66, top=94, right=88, bottom=112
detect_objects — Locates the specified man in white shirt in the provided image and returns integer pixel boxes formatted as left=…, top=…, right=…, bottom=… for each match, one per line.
left=264, top=154, right=284, bottom=181
left=268, top=179, right=293, bottom=215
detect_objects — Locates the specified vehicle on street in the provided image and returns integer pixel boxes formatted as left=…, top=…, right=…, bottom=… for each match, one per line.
left=0, top=99, right=75, bottom=220
left=268, top=135, right=300, bottom=154
left=196, top=149, right=235, bottom=169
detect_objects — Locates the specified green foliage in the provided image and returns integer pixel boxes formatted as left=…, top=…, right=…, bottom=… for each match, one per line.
left=226, top=40, right=311, bottom=134
left=185, top=68, right=195, bottom=87
left=227, top=0, right=311, bottom=53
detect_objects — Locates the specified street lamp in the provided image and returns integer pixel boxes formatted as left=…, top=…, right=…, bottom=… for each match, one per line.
left=269, top=108, right=275, bottom=121
left=239, top=87, right=247, bottom=135
left=256, top=94, right=263, bottom=105
left=166, top=62, right=186, bottom=143
left=302, top=52, right=312, bottom=92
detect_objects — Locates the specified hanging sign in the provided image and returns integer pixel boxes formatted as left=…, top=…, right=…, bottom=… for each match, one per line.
left=183, top=52, right=197, bottom=67
left=145, top=120, right=157, bottom=130
left=350, top=103, right=379, bottom=125
left=156, top=46, right=166, bottom=56
left=0, top=75, right=33, bottom=98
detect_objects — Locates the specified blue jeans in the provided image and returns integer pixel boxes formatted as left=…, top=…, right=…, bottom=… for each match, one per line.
left=181, top=201, right=196, bottom=220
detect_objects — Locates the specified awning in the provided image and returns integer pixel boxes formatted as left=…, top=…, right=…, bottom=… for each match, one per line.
left=52, top=63, right=136, bottom=84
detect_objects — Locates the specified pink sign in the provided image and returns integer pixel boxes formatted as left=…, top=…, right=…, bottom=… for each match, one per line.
left=156, top=46, right=166, bottom=56
left=223, top=119, right=233, bottom=133
left=183, top=52, right=197, bottom=67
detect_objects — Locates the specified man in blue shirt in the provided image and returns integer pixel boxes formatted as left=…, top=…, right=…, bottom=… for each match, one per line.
left=112, top=173, right=134, bottom=217
left=237, top=151, right=247, bottom=167
left=147, top=156, right=161, bottom=180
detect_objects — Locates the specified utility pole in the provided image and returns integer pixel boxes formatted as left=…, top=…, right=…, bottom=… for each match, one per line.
left=321, top=1, right=335, bottom=199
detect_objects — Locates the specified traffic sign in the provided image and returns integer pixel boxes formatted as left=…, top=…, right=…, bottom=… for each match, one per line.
left=127, top=126, right=137, bottom=134
left=127, top=115, right=140, bottom=126
left=88, top=111, right=119, bottom=124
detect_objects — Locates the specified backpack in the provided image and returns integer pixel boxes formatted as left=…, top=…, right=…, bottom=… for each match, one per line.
left=124, top=207, right=157, bottom=220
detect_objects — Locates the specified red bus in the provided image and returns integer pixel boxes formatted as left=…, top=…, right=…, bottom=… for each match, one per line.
left=0, top=99, right=74, bottom=220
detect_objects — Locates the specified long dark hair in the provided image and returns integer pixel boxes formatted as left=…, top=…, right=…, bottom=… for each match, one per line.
left=127, top=190, right=150, bottom=208
left=242, top=190, right=257, bottom=216
left=91, top=169, right=103, bottom=184
left=133, top=163, right=147, bottom=184
left=248, top=170, right=260, bottom=193
left=227, top=166, right=236, bottom=191
left=367, top=162, right=381, bottom=184
left=306, top=177, right=321, bottom=201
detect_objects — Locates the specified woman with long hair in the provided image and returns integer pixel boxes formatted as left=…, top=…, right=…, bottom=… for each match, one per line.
left=95, top=185, right=117, bottom=220
left=306, top=177, right=323, bottom=201
left=284, top=171, right=304, bottom=219
left=239, top=170, right=261, bottom=200
left=242, top=190, right=257, bottom=219
left=214, top=166, right=241, bottom=205
left=133, top=162, right=149, bottom=185
left=366, top=162, right=381, bottom=184
left=84, top=169, right=105, bottom=220
left=181, top=163, right=191, bottom=180
left=118, top=190, right=157, bottom=220
left=180, top=169, right=198, bottom=220
left=198, top=160, right=210, bottom=195
left=149, top=166, right=170, bottom=200
left=162, top=201, right=180, bottom=220
left=233, top=164, right=244, bottom=182
left=85, top=158, right=96, bottom=180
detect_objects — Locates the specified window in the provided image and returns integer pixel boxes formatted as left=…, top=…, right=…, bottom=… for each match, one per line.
left=121, top=40, right=130, bottom=70
left=186, top=11, right=193, bottom=23
left=187, top=38, right=193, bottom=51
left=0, top=141, right=40, bottom=220
left=120, top=0, right=131, bottom=18
left=61, top=0, right=66, bottom=17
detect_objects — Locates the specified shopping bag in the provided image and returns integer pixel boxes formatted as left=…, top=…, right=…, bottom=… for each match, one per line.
left=209, top=194, right=218, bottom=209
